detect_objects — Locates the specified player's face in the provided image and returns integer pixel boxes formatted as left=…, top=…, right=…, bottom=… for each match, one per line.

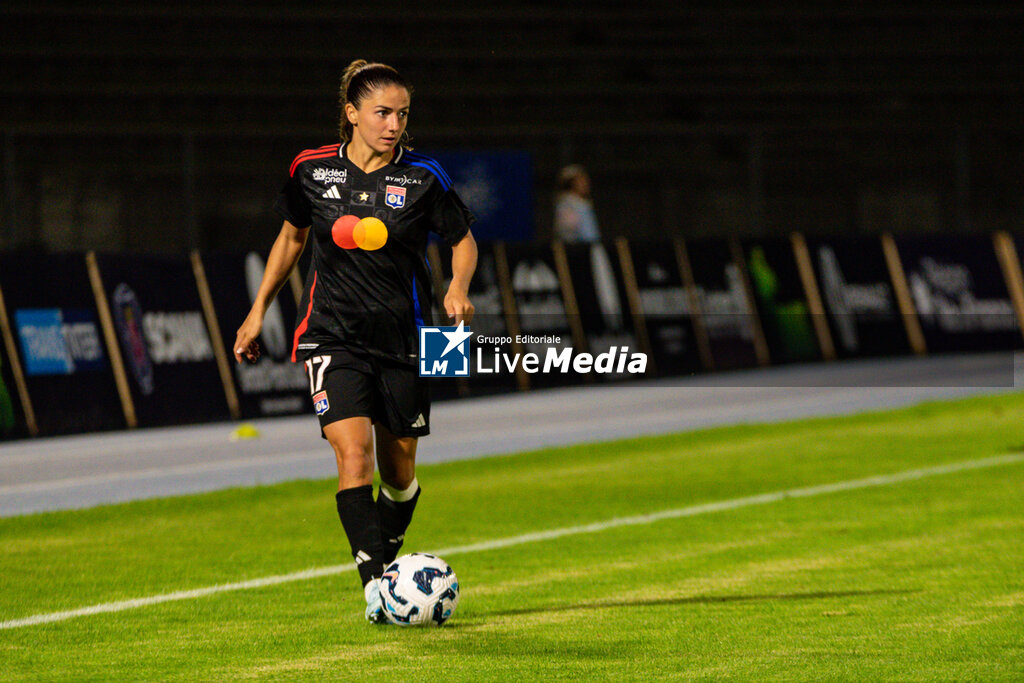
left=571, top=173, right=591, bottom=198
left=350, top=85, right=411, bottom=155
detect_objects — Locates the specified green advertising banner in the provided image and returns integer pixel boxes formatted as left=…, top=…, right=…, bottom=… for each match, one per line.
left=741, top=239, right=819, bottom=364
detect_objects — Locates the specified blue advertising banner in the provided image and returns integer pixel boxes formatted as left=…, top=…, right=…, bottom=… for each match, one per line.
left=14, top=308, right=108, bottom=376
left=423, top=150, right=533, bottom=242
left=0, top=252, right=124, bottom=435
left=14, top=308, right=73, bottom=376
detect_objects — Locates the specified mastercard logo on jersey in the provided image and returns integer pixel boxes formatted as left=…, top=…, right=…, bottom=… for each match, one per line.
left=332, top=215, right=388, bottom=251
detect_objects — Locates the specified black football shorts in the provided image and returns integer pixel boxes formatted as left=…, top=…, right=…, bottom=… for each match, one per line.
left=303, top=349, right=430, bottom=438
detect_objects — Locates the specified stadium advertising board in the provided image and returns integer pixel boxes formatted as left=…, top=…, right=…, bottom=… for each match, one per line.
left=1012, top=234, right=1024, bottom=322
left=740, top=239, right=819, bottom=364
left=0, top=338, right=23, bottom=439
left=94, top=253, right=231, bottom=426
left=625, top=240, right=704, bottom=377
left=501, top=242, right=580, bottom=388
left=895, top=236, right=1017, bottom=352
left=432, top=241, right=518, bottom=396
left=424, top=150, right=533, bottom=243
left=1007, top=233, right=1024, bottom=342
left=806, top=236, right=910, bottom=357
left=559, top=242, right=645, bottom=382
left=684, top=239, right=761, bottom=370
left=199, top=251, right=310, bottom=418
left=0, top=252, right=124, bottom=435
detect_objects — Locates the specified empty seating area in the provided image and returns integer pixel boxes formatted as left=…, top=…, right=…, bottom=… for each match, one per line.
left=1, top=2, right=1022, bottom=252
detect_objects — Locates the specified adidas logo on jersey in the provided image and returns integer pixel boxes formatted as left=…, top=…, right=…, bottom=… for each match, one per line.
left=322, top=185, right=341, bottom=199
left=411, top=413, right=426, bottom=429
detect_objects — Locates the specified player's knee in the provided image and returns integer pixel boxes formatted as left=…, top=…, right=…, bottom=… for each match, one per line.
left=380, top=469, right=416, bottom=491
left=330, top=441, right=373, bottom=474
left=378, top=444, right=416, bottom=490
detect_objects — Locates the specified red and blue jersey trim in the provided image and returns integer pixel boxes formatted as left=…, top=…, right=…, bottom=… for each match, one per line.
left=401, top=151, right=453, bottom=191
left=289, top=144, right=342, bottom=177
left=291, top=270, right=318, bottom=362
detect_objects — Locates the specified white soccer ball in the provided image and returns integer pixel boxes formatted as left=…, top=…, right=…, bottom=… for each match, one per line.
left=380, top=553, right=460, bottom=626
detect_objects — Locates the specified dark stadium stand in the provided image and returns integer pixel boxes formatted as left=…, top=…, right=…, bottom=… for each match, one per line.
left=1, top=2, right=1022, bottom=252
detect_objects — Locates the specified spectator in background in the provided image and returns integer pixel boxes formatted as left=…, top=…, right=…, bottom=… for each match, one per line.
left=554, top=164, right=600, bottom=243
left=555, top=164, right=622, bottom=332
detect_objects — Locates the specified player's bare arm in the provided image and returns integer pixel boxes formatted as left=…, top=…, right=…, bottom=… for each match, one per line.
left=233, top=220, right=309, bottom=363
left=445, top=230, right=478, bottom=325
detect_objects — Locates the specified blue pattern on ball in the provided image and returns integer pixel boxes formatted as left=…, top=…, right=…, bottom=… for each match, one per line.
left=412, top=566, right=450, bottom=595
left=431, top=588, right=458, bottom=624
left=386, top=601, right=419, bottom=624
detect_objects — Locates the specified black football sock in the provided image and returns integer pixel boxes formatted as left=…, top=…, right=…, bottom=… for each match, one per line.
left=376, top=479, right=421, bottom=565
left=335, top=485, right=386, bottom=588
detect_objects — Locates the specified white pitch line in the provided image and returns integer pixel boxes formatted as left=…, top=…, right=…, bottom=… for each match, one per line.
left=2, top=452, right=1022, bottom=631
left=0, top=449, right=326, bottom=495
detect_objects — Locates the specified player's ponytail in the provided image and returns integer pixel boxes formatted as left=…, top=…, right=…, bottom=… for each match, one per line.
left=339, top=59, right=413, bottom=145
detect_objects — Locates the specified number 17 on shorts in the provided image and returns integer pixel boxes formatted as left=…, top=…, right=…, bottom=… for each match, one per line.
left=305, top=355, right=332, bottom=415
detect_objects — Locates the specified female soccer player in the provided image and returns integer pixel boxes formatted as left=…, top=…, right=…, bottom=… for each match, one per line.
left=233, top=59, right=477, bottom=623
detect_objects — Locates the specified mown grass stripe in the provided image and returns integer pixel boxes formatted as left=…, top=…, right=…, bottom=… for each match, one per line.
left=2, top=452, right=1021, bottom=631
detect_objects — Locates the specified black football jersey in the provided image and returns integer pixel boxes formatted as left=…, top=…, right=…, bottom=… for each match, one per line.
left=275, top=143, right=475, bottom=365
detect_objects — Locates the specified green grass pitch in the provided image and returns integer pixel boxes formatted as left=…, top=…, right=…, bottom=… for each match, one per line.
left=2, top=393, right=1023, bottom=681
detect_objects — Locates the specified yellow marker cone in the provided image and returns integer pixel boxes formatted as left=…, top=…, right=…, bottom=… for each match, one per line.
left=230, top=423, right=262, bottom=441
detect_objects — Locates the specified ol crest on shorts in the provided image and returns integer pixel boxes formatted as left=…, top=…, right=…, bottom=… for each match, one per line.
left=385, top=185, right=406, bottom=210
left=313, top=390, right=329, bottom=415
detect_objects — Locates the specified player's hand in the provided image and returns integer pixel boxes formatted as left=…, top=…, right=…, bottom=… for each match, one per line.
left=233, top=311, right=263, bottom=364
left=444, top=287, right=474, bottom=326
